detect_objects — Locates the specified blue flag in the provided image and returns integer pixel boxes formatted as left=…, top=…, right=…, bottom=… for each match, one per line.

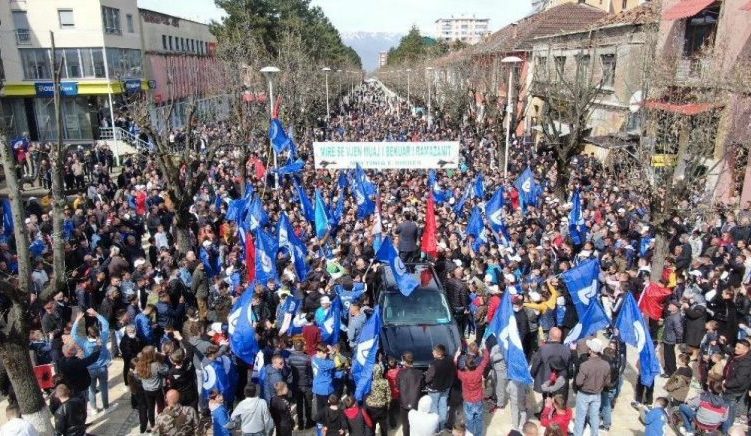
left=564, top=299, right=610, bottom=344
left=466, top=206, right=488, bottom=252
left=453, top=183, right=472, bottom=217
left=294, top=181, right=315, bottom=223
left=279, top=296, right=302, bottom=336
left=484, top=290, right=533, bottom=384
left=226, top=197, right=249, bottom=222
left=428, top=170, right=451, bottom=204
left=318, top=296, right=342, bottom=345
left=275, top=158, right=305, bottom=175
left=352, top=308, right=382, bottom=401
left=486, top=187, right=506, bottom=233
left=255, top=229, right=278, bottom=285
left=639, top=236, right=653, bottom=257
left=473, top=173, right=485, bottom=199
left=561, top=259, right=600, bottom=318
left=375, top=237, right=419, bottom=297
left=330, top=194, right=345, bottom=228
left=269, top=118, right=291, bottom=154
left=278, top=213, right=309, bottom=281
left=355, top=163, right=376, bottom=196
left=2, top=199, right=13, bottom=238
left=569, top=190, right=587, bottom=246
left=29, top=238, right=46, bottom=257
left=314, top=190, right=330, bottom=239
left=338, top=171, right=349, bottom=190
left=228, top=285, right=259, bottom=365
left=353, top=177, right=375, bottom=219
left=202, top=355, right=238, bottom=406
left=513, top=168, right=540, bottom=211
left=615, top=293, right=662, bottom=386
left=245, top=197, right=269, bottom=232
left=336, top=283, right=366, bottom=311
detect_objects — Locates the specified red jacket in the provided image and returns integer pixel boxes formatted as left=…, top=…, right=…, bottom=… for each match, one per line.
left=385, top=367, right=401, bottom=400
left=540, top=405, right=573, bottom=430
left=456, top=350, right=490, bottom=403
left=486, top=295, right=501, bottom=324
left=302, top=325, right=321, bottom=356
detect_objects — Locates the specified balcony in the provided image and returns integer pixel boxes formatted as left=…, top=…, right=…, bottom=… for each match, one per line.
left=15, top=29, right=31, bottom=45
left=675, top=56, right=713, bottom=84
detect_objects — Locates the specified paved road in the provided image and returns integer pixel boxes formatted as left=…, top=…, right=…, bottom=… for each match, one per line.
left=0, top=340, right=678, bottom=435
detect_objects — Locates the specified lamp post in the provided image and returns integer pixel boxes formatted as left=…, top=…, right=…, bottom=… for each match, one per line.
left=426, top=66, right=434, bottom=127
left=322, top=67, right=331, bottom=119
left=260, top=65, right=280, bottom=188
left=501, top=56, right=522, bottom=179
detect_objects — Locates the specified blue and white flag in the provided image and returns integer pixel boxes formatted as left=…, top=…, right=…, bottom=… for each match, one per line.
left=275, top=158, right=304, bottom=175
left=294, top=181, right=315, bottom=223
left=353, top=176, right=375, bottom=219
left=615, top=292, right=662, bottom=386
left=226, top=197, right=249, bottom=222
left=269, top=118, right=291, bottom=154
left=330, top=194, right=345, bottom=229
left=355, top=163, right=376, bottom=196
left=318, top=296, right=342, bottom=345
left=352, top=308, right=382, bottom=401
left=569, top=189, right=587, bottom=246
left=202, top=355, right=238, bottom=406
left=314, top=189, right=330, bottom=239
left=2, top=199, right=13, bottom=238
left=245, top=197, right=269, bottom=232
left=513, top=167, right=540, bottom=211
left=484, top=289, right=533, bottom=384
left=453, top=183, right=472, bottom=217
left=639, top=236, right=653, bottom=257
left=277, top=213, right=309, bottom=281
left=375, top=237, right=419, bottom=297
left=428, top=169, right=451, bottom=204
left=563, top=299, right=610, bottom=344
left=336, top=283, right=366, bottom=311
left=29, top=238, right=46, bottom=257
left=279, top=296, right=301, bottom=336
left=255, top=229, right=278, bottom=285
left=228, top=285, right=259, bottom=364
left=561, top=258, right=600, bottom=318
left=466, top=206, right=488, bottom=252
left=473, top=173, right=485, bottom=199
left=486, top=187, right=506, bottom=233
left=338, top=170, right=349, bottom=191
left=372, top=205, right=383, bottom=253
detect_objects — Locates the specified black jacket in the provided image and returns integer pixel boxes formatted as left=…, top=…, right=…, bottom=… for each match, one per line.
left=724, top=353, right=751, bottom=395
left=288, top=350, right=313, bottom=389
left=166, top=360, right=198, bottom=406
left=443, top=277, right=469, bottom=310
left=119, top=335, right=143, bottom=365
left=56, top=349, right=101, bottom=394
left=54, top=397, right=87, bottom=436
left=397, top=367, right=423, bottom=410
left=425, top=357, right=456, bottom=392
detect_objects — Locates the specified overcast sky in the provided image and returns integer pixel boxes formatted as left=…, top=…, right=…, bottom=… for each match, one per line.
left=137, top=0, right=533, bottom=35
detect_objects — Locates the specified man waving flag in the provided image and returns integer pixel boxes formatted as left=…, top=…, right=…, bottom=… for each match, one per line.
left=616, top=292, right=662, bottom=386
left=352, top=309, right=382, bottom=401
left=484, top=289, right=533, bottom=384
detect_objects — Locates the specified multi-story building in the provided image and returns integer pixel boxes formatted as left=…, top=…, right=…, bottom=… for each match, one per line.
left=435, top=16, right=491, bottom=45
left=138, top=8, right=221, bottom=129
left=378, top=51, right=388, bottom=68
left=0, top=0, right=144, bottom=141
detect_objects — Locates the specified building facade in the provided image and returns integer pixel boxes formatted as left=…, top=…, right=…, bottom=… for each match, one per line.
left=535, top=0, right=649, bottom=14
left=0, top=0, right=144, bottom=142
left=378, top=51, right=388, bottom=68
left=434, top=16, right=491, bottom=45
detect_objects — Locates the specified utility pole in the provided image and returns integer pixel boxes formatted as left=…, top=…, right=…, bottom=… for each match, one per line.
left=50, top=31, right=67, bottom=295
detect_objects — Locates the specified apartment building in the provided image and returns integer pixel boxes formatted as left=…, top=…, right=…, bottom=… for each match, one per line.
left=435, top=16, right=491, bottom=45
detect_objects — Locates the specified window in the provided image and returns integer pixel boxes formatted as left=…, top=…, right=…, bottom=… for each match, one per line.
left=577, top=54, right=591, bottom=80
left=12, top=11, right=31, bottom=44
left=20, top=48, right=108, bottom=79
left=683, top=7, right=719, bottom=57
left=58, top=9, right=75, bottom=28
left=106, top=48, right=142, bottom=78
left=20, top=49, right=52, bottom=80
left=64, top=48, right=81, bottom=77
left=600, top=54, right=616, bottom=87
left=126, top=14, right=134, bottom=33
left=191, top=39, right=195, bottom=52
left=102, top=6, right=121, bottom=34
left=554, top=56, right=566, bottom=79
left=168, top=36, right=173, bottom=51
left=162, top=35, right=167, bottom=50
left=622, top=0, right=628, bottom=9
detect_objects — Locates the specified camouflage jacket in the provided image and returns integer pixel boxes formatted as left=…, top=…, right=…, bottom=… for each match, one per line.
left=154, top=405, right=199, bottom=436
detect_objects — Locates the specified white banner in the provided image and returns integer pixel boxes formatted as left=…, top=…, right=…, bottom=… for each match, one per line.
left=313, top=141, right=460, bottom=169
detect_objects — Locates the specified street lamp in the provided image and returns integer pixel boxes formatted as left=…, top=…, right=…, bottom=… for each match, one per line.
left=260, top=65, right=280, bottom=188
left=322, top=67, right=331, bottom=119
left=426, top=67, right=434, bottom=127
left=501, top=56, right=522, bottom=179
left=406, top=68, right=412, bottom=107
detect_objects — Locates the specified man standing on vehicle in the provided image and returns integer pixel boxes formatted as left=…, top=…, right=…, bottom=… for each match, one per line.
left=425, top=344, right=456, bottom=431
left=398, top=352, right=423, bottom=436
left=395, top=211, right=419, bottom=262
left=444, top=266, right=470, bottom=336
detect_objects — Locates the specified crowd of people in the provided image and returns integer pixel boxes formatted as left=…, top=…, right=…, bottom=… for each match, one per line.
left=1, top=81, right=751, bottom=436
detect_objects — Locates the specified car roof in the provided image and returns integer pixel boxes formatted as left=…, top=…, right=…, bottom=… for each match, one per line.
left=379, top=262, right=442, bottom=293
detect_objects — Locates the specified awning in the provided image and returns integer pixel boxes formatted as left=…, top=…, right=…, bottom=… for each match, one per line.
left=532, top=121, right=571, bottom=137
left=663, top=0, right=716, bottom=20
left=643, top=100, right=720, bottom=116
left=743, top=0, right=751, bottom=11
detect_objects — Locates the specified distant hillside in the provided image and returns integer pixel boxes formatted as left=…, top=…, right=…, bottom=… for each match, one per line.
left=341, top=32, right=403, bottom=72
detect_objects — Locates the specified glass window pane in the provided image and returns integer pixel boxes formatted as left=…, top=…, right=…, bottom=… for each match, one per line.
left=81, top=48, right=94, bottom=77
left=65, top=48, right=81, bottom=78
left=93, top=49, right=105, bottom=78
left=58, top=10, right=74, bottom=27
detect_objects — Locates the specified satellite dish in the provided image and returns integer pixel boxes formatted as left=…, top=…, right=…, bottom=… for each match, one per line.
left=629, top=90, right=643, bottom=113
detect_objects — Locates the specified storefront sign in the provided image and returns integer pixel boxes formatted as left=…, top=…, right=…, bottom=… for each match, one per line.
left=35, top=82, right=78, bottom=97
left=124, top=79, right=142, bottom=94
left=313, top=141, right=460, bottom=169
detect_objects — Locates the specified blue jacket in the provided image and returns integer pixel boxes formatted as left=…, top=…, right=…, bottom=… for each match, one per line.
left=211, top=404, right=231, bottom=436
left=644, top=407, right=666, bottom=436
left=312, top=357, right=335, bottom=396
left=71, top=314, right=111, bottom=371
left=135, top=312, right=154, bottom=344
left=263, top=365, right=291, bottom=401
left=156, top=301, right=185, bottom=329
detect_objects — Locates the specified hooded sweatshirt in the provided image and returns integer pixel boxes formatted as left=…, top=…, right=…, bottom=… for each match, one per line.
left=408, top=396, right=439, bottom=436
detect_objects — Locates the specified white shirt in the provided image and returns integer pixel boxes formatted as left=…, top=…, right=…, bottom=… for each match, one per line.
left=0, top=418, right=39, bottom=436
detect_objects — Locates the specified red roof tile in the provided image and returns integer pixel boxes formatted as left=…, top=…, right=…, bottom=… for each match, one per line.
left=663, top=0, right=717, bottom=20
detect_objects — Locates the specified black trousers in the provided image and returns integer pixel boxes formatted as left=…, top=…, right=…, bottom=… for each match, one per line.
left=366, top=405, right=388, bottom=436
left=400, top=407, right=411, bottom=436
left=143, top=389, right=164, bottom=428
left=663, top=342, right=677, bottom=376
left=315, top=394, right=329, bottom=422
left=388, top=399, right=400, bottom=428
left=294, top=387, right=314, bottom=427
left=634, top=380, right=654, bottom=405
